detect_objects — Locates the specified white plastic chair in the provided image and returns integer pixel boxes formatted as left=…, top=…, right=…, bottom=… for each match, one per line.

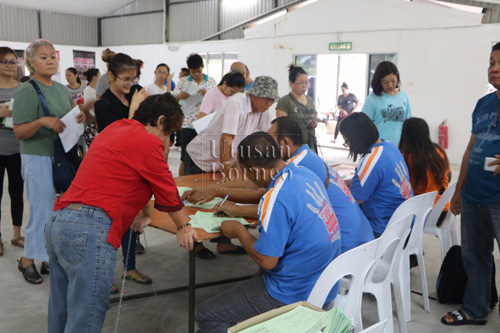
left=424, top=183, right=459, bottom=260
left=362, top=213, right=413, bottom=333
left=359, top=319, right=388, bottom=333
left=388, top=192, right=437, bottom=322
left=308, top=238, right=380, bottom=332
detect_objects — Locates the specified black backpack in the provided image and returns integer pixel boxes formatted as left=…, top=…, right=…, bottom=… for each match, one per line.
left=436, top=245, right=498, bottom=308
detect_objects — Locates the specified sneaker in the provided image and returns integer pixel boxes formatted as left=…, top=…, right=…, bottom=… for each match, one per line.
left=136, top=239, right=145, bottom=255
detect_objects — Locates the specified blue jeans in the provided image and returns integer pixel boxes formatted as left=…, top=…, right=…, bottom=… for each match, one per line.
left=45, top=205, right=117, bottom=333
left=195, top=274, right=286, bottom=333
left=461, top=198, right=500, bottom=320
left=121, top=227, right=136, bottom=271
left=21, top=154, right=55, bottom=262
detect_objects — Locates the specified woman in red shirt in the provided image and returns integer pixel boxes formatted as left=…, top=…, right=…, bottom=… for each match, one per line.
left=44, top=94, right=198, bottom=332
left=399, top=117, right=451, bottom=225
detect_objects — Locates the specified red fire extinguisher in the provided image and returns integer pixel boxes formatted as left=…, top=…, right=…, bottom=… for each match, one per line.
left=438, top=120, right=448, bottom=149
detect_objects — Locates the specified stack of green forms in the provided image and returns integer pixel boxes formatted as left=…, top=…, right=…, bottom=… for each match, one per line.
left=189, top=211, right=250, bottom=233
left=177, top=186, right=223, bottom=209
left=239, top=306, right=353, bottom=333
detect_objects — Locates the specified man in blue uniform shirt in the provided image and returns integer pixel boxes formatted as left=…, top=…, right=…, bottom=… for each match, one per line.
left=268, top=116, right=374, bottom=253
left=195, top=132, right=341, bottom=332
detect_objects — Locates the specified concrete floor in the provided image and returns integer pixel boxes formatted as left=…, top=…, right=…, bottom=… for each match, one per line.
left=1, top=129, right=499, bottom=333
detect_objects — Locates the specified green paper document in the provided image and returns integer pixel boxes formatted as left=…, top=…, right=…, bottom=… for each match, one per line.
left=177, top=186, right=223, bottom=209
left=239, top=306, right=352, bottom=333
left=189, top=211, right=249, bottom=233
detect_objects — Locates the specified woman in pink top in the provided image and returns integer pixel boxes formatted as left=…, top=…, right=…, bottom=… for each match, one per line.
left=198, top=71, right=245, bottom=119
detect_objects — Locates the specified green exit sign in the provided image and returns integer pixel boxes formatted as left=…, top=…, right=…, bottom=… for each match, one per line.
left=329, top=42, right=352, bottom=51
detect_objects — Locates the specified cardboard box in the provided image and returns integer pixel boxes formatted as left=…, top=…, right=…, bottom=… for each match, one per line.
left=228, top=301, right=325, bottom=333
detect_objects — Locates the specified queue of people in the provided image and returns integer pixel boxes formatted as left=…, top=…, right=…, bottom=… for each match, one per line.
left=0, top=36, right=498, bottom=332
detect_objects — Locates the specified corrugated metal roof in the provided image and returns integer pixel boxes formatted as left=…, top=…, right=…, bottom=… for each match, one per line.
left=169, top=0, right=218, bottom=42
left=40, top=12, right=98, bottom=46
left=101, top=12, right=164, bottom=45
left=0, top=5, right=39, bottom=42
left=104, top=0, right=164, bottom=16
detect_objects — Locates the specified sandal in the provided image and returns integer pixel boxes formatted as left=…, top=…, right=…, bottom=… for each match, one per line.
left=17, top=257, right=43, bottom=284
left=11, top=237, right=25, bottom=248
left=441, top=310, right=487, bottom=326
left=0, top=240, right=3, bottom=256
left=122, top=274, right=153, bottom=285
left=195, top=246, right=215, bottom=260
left=40, top=262, right=50, bottom=275
left=110, top=284, right=119, bottom=295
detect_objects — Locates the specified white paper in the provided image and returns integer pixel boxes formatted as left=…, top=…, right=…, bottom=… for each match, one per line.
left=193, top=112, right=215, bottom=134
left=58, top=105, right=84, bottom=153
left=181, top=93, right=204, bottom=114
left=2, top=98, right=13, bottom=128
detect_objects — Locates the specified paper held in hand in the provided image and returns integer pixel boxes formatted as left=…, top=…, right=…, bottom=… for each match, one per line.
left=2, top=98, right=14, bottom=128
left=58, top=105, right=84, bottom=152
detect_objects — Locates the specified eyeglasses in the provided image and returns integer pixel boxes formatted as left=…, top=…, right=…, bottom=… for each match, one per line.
left=0, top=60, right=17, bottom=67
left=115, top=74, right=139, bottom=84
left=294, top=81, right=309, bottom=86
left=493, top=106, right=500, bottom=128
left=156, top=70, right=169, bottom=75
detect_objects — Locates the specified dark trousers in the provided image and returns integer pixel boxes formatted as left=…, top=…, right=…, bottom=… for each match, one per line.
left=0, top=153, right=24, bottom=237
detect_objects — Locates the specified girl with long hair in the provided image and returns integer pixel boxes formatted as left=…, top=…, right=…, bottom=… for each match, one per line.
left=399, top=117, right=451, bottom=225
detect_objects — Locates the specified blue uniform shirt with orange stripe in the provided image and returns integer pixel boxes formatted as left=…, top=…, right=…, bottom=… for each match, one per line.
left=255, top=163, right=342, bottom=305
left=350, top=140, right=413, bottom=235
left=287, top=144, right=374, bottom=253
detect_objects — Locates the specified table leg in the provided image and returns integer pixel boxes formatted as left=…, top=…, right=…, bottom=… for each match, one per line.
left=189, top=248, right=195, bottom=333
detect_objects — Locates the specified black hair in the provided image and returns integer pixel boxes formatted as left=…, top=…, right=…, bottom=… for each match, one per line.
left=132, top=93, right=184, bottom=135
left=271, top=117, right=304, bottom=146
left=341, top=82, right=348, bottom=89
left=288, top=64, right=307, bottom=83
left=20, top=75, right=30, bottom=83
left=492, top=42, right=500, bottom=55
left=180, top=67, right=189, bottom=77
left=237, top=132, right=282, bottom=169
left=107, top=53, right=139, bottom=78
left=186, top=53, right=203, bottom=70
left=371, top=61, right=400, bottom=96
left=84, top=68, right=100, bottom=83
left=218, top=71, right=245, bottom=88
left=66, top=67, right=81, bottom=84
left=0, top=46, right=17, bottom=60
left=399, top=117, right=449, bottom=190
left=338, top=112, right=379, bottom=162
left=156, top=63, right=169, bottom=72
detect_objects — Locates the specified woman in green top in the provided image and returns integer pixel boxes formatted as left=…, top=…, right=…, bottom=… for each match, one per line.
left=13, top=39, right=85, bottom=284
left=276, top=65, right=317, bottom=153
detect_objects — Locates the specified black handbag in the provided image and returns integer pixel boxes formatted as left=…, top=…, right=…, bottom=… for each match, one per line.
left=29, top=80, right=81, bottom=194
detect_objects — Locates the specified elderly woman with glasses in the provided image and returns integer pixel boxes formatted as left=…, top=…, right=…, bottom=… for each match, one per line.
left=276, top=65, right=318, bottom=153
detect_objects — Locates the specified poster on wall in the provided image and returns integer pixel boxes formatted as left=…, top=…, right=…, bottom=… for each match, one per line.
left=14, top=50, right=25, bottom=82
left=73, top=50, right=95, bottom=85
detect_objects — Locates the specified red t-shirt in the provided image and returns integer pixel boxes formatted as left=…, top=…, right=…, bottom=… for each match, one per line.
left=54, top=119, right=183, bottom=248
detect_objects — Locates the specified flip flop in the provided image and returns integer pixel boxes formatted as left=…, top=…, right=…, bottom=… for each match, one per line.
left=441, top=310, right=487, bottom=326
left=11, top=237, right=25, bottom=248
left=218, top=245, right=247, bottom=255
left=110, top=284, right=119, bottom=295
left=122, top=274, right=153, bottom=285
